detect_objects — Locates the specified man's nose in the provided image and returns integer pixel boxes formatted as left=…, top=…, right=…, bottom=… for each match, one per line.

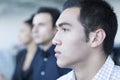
left=52, top=33, right=62, bottom=46
left=32, top=25, right=38, bottom=33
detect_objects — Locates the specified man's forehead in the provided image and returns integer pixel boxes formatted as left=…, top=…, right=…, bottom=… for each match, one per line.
left=34, top=13, right=51, bottom=19
left=56, top=7, right=80, bottom=25
left=63, top=7, right=80, bottom=14
left=33, top=13, right=52, bottom=24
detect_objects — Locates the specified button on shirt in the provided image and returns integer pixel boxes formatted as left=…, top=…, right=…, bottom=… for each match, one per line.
left=33, top=45, right=71, bottom=80
left=57, top=56, right=120, bottom=80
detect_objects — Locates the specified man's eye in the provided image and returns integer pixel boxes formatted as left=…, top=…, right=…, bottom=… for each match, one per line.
left=62, top=28, right=69, bottom=32
left=55, top=28, right=59, bottom=31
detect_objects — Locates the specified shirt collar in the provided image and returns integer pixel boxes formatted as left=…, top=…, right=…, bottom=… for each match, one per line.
left=58, top=70, right=76, bottom=80
left=70, top=56, right=114, bottom=80
left=39, top=45, right=55, bottom=57
left=92, top=56, right=114, bottom=80
left=69, top=71, right=76, bottom=80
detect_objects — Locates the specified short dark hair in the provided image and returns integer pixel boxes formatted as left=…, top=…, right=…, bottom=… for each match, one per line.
left=36, top=7, right=60, bottom=27
left=63, top=0, right=118, bottom=55
left=24, top=14, right=34, bottom=29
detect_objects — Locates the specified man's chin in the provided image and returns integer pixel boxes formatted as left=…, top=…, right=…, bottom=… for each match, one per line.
left=34, top=40, right=41, bottom=44
left=57, top=61, right=68, bottom=68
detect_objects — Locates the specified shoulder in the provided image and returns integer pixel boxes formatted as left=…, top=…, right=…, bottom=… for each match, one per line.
left=16, top=49, right=26, bottom=60
left=57, top=70, right=74, bottom=80
left=110, top=65, right=120, bottom=79
left=18, top=49, right=26, bottom=55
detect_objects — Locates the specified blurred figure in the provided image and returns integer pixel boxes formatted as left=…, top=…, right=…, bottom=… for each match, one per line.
left=0, top=50, right=15, bottom=80
left=32, top=7, right=71, bottom=80
left=12, top=15, right=39, bottom=80
left=0, top=74, right=7, bottom=80
left=112, top=46, right=120, bottom=66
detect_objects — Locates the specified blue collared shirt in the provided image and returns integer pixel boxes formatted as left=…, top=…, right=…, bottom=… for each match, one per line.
left=57, top=56, right=120, bottom=80
left=33, top=45, right=71, bottom=80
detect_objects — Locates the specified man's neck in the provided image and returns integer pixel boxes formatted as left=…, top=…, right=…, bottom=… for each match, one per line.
left=27, top=41, right=37, bottom=54
left=73, top=51, right=107, bottom=80
left=40, top=41, right=53, bottom=51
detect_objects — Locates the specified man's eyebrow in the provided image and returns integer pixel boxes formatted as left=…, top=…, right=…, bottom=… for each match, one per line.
left=57, top=22, right=72, bottom=27
left=33, top=23, right=45, bottom=26
left=38, top=23, right=46, bottom=25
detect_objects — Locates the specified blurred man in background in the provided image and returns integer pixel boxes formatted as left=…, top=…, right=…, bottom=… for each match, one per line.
left=32, top=7, right=71, bottom=80
left=112, top=45, right=120, bottom=66
left=0, top=74, right=6, bottom=80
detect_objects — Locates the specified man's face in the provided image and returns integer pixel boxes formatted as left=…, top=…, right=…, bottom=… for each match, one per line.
left=32, top=13, right=56, bottom=45
left=52, top=7, right=92, bottom=68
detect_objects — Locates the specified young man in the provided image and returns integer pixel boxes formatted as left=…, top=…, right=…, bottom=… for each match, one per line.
left=32, top=7, right=71, bottom=80
left=52, top=0, right=120, bottom=80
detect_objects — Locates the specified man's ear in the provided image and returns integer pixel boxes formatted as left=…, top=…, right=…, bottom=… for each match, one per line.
left=89, top=29, right=106, bottom=48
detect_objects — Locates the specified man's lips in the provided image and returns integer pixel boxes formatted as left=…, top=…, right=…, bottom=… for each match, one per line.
left=34, top=35, right=40, bottom=38
left=54, top=49, right=62, bottom=57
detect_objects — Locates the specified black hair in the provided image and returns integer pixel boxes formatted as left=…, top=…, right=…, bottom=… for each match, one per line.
left=36, top=7, right=60, bottom=27
left=24, top=14, right=34, bottom=29
left=63, top=0, right=118, bottom=55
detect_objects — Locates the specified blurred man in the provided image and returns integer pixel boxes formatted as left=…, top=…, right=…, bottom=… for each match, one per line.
left=112, top=46, right=120, bottom=66
left=52, top=0, right=120, bottom=80
left=0, top=74, right=6, bottom=80
left=32, top=7, right=71, bottom=80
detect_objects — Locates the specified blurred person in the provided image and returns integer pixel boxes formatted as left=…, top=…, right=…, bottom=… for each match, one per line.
left=12, top=15, right=39, bottom=80
left=0, top=50, right=15, bottom=80
left=52, top=0, right=120, bottom=80
left=112, top=46, right=120, bottom=66
left=0, top=74, right=7, bottom=80
left=32, top=7, right=71, bottom=80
